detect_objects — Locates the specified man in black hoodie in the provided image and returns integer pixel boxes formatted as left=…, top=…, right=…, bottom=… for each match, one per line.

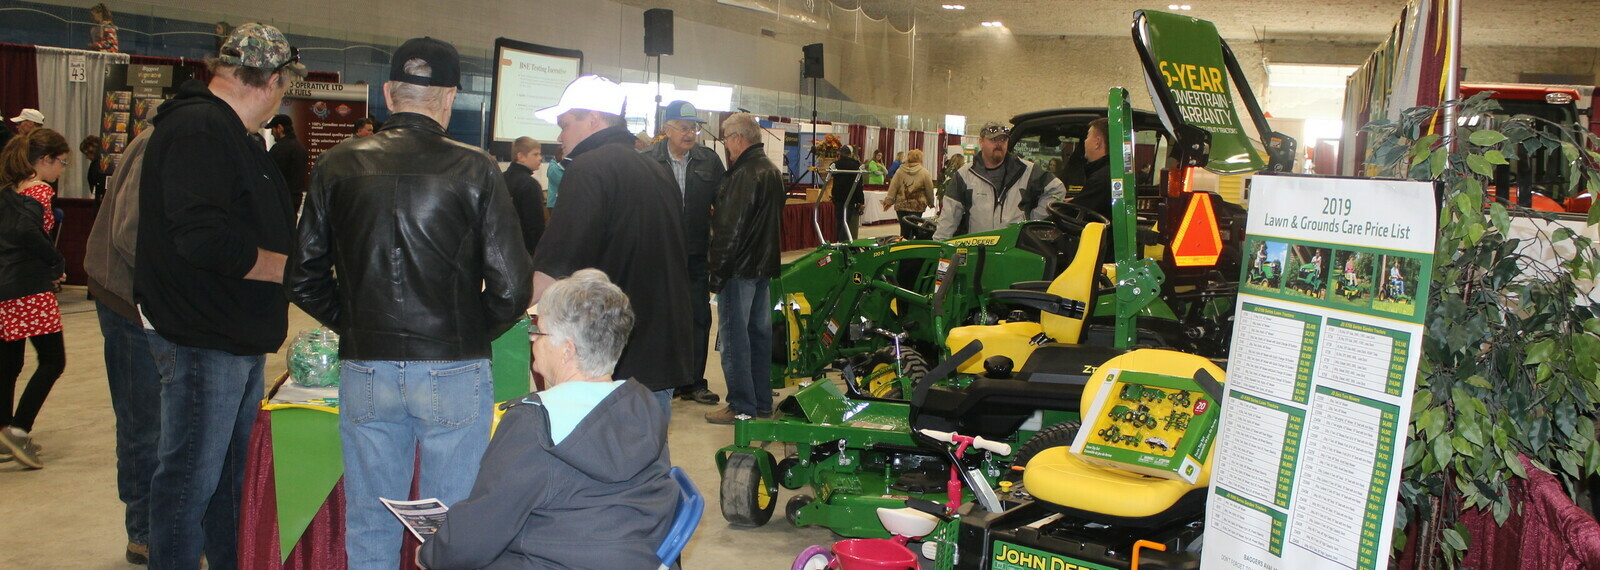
left=134, top=23, right=304, bottom=569
left=530, top=76, right=693, bottom=418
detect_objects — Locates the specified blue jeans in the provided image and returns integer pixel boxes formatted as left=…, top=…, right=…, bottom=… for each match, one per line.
left=340, top=359, right=492, bottom=570
left=718, top=278, right=773, bottom=416
left=145, top=332, right=265, bottom=570
left=98, top=304, right=161, bottom=545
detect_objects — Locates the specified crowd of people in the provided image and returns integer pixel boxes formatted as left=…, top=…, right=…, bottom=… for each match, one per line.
left=0, top=13, right=1106, bottom=569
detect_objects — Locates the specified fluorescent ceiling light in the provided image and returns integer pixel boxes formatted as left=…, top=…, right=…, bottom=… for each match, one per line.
left=1168, top=4, right=1192, bottom=10
left=981, top=21, right=1004, bottom=27
left=941, top=4, right=966, bottom=9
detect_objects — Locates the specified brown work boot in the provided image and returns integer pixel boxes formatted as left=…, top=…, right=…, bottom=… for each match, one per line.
left=126, top=542, right=149, bottom=565
left=704, top=407, right=752, bottom=425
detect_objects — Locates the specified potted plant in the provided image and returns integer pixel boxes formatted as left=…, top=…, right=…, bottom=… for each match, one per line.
left=1362, top=92, right=1600, bottom=567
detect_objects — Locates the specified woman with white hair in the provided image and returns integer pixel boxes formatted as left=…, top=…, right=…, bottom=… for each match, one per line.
left=418, top=269, right=677, bottom=569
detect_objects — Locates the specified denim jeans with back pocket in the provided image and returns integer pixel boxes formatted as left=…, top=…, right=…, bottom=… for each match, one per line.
left=338, top=359, right=492, bottom=570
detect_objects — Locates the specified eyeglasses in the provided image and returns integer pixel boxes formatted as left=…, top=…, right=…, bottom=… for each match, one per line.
left=53, top=156, right=69, bottom=167
left=981, top=124, right=1011, bottom=139
left=529, top=314, right=549, bottom=341
left=273, top=47, right=301, bottom=74
left=665, top=122, right=703, bottom=134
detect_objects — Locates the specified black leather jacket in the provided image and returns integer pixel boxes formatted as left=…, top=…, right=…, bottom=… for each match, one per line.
left=708, top=143, right=783, bottom=292
left=287, top=113, right=533, bottom=361
left=0, top=191, right=63, bottom=302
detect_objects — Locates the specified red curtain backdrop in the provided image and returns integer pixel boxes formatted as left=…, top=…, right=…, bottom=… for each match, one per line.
left=847, top=124, right=867, bottom=152
left=0, top=43, right=40, bottom=121
left=877, top=127, right=896, bottom=162
left=908, top=132, right=925, bottom=152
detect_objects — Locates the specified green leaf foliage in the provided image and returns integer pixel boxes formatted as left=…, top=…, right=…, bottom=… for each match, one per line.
left=1364, top=94, right=1600, bottom=568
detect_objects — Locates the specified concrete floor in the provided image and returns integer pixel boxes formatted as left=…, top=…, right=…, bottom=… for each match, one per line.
left=0, top=222, right=897, bottom=569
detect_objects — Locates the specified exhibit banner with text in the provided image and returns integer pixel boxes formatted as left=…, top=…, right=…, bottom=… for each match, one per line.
left=1205, top=175, right=1435, bottom=570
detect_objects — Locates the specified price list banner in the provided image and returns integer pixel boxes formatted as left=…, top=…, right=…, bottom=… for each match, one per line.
left=1205, top=175, right=1435, bottom=570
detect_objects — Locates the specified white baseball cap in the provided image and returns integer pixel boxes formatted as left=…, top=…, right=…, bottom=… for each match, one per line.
left=534, top=75, right=627, bottom=125
left=10, top=109, right=44, bottom=124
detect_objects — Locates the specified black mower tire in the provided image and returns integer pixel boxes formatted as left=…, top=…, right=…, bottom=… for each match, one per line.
left=777, top=455, right=804, bottom=489
left=786, top=494, right=814, bottom=526
left=1015, top=421, right=1082, bottom=467
left=721, top=453, right=778, bottom=527
left=874, top=346, right=928, bottom=400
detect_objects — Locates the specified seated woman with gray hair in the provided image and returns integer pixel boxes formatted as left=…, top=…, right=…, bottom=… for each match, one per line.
left=418, top=269, right=677, bottom=569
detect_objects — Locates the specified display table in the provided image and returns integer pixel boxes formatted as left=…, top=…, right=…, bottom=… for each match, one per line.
left=861, top=190, right=896, bottom=225
left=782, top=200, right=836, bottom=251
left=239, top=320, right=530, bottom=569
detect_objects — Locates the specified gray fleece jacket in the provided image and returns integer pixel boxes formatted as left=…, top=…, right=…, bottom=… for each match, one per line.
left=417, top=379, right=678, bottom=569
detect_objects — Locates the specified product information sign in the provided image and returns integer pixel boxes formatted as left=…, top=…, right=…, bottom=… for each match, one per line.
left=279, top=81, right=370, bottom=187
left=100, top=64, right=192, bottom=176
left=1205, top=175, right=1435, bottom=570
left=1136, top=10, right=1264, bottom=174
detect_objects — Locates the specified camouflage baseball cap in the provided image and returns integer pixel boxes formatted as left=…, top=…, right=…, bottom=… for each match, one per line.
left=218, top=23, right=304, bottom=73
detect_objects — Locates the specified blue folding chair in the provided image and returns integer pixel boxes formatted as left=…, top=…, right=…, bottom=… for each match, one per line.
left=655, top=466, right=703, bottom=570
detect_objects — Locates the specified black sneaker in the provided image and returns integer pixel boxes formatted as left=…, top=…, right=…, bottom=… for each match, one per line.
left=687, top=389, right=720, bottom=405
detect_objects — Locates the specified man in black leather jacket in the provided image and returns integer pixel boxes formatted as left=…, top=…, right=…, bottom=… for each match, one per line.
left=644, top=101, right=724, bottom=406
left=285, top=37, right=532, bottom=570
left=704, top=112, right=783, bottom=424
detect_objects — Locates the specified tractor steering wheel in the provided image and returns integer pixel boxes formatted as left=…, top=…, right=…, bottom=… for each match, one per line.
left=901, top=214, right=938, bottom=239
left=1047, top=201, right=1111, bottom=233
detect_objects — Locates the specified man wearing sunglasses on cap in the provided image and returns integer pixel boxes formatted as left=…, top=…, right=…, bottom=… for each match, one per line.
left=933, top=121, right=1065, bottom=240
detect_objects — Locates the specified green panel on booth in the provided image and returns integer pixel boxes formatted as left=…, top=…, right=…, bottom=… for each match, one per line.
left=492, top=317, right=531, bottom=402
left=270, top=407, right=344, bottom=562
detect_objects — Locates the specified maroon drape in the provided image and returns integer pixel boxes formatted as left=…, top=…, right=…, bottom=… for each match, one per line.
left=781, top=202, right=835, bottom=251
left=877, top=128, right=896, bottom=161
left=1396, top=455, right=1600, bottom=569
left=908, top=132, right=925, bottom=152
left=240, top=409, right=421, bottom=570
left=847, top=124, right=867, bottom=151
left=0, top=43, right=40, bottom=121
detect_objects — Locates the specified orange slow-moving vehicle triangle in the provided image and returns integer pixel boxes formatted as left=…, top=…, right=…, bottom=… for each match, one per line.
left=1172, top=192, right=1222, bottom=267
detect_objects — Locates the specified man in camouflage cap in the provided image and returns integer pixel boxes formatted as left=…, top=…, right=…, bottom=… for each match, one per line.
left=135, top=21, right=304, bottom=570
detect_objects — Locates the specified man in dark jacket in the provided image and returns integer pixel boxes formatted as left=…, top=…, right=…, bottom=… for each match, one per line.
left=134, top=23, right=304, bottom=569
left=1067, top=117, right=1112, bottom=220
left=503, top=136, right=546, bottom=254
left=531, top=75, right=693, bottom=418
left=285, top=37, right=532, bottom=570
left=645, top=100, right=725, bottom=406
left=704, top=112, right=783, bottom=424
left=830, top=145, right=862, bottom=242
left=266, top=113, right=307, bottom=211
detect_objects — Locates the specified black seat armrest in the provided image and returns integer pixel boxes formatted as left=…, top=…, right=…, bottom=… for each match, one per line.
left=1009, top=280, right=1052, bottom=292
left=989, top=289, right=1087, bottom=320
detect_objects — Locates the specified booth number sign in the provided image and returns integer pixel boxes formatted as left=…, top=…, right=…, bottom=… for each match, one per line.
left=69, top=54, right=87, bottom=83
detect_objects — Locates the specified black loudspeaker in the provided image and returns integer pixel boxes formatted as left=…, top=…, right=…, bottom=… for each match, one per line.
left=802, top=43, right=824, bottom=79
left=645, top=9, right=674, bottom=56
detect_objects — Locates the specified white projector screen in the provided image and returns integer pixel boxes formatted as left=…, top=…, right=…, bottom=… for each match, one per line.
left=489, top=38, right=582, bottom=150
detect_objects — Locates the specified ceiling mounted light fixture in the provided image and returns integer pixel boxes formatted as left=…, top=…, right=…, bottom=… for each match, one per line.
left=941, top=4, right=965, bottom=9
left=981, top=20, right=1004, bottom=27
left=1168, top=4, right=1192, bottom=9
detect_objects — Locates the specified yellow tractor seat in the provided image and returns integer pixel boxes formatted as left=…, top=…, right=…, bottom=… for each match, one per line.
left=945, top=222, right=1107, bottom=373
left=1023, top=446, right=1211, bottom=522
left=1021, top=349, right=1223, bottom=526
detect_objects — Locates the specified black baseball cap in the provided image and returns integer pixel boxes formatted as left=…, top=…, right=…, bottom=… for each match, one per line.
left=390, top=37, right=460, bottom=88
left=265, top=114, right=293, bottom=128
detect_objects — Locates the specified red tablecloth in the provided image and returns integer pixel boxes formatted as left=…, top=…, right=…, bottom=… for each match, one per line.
left=783, top=201, right=836, bottom=251
left=240, top=409, right=422, bottom=570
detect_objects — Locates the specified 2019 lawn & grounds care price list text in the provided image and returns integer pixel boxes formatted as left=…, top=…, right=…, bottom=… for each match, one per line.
left=1204, top=175, right=1435, bottom=570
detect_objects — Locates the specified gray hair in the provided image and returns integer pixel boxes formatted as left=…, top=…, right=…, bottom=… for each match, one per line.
left=721, top=112, right=760, bottom=143
left=388, top=58, right=452, bottom=113
left=569, top=109, right=628, bottom=129
left=541, top=269, right=634, bottom=378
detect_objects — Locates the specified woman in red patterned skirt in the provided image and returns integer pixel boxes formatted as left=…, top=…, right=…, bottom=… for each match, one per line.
left=0, top=129, right=68, bottom=469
